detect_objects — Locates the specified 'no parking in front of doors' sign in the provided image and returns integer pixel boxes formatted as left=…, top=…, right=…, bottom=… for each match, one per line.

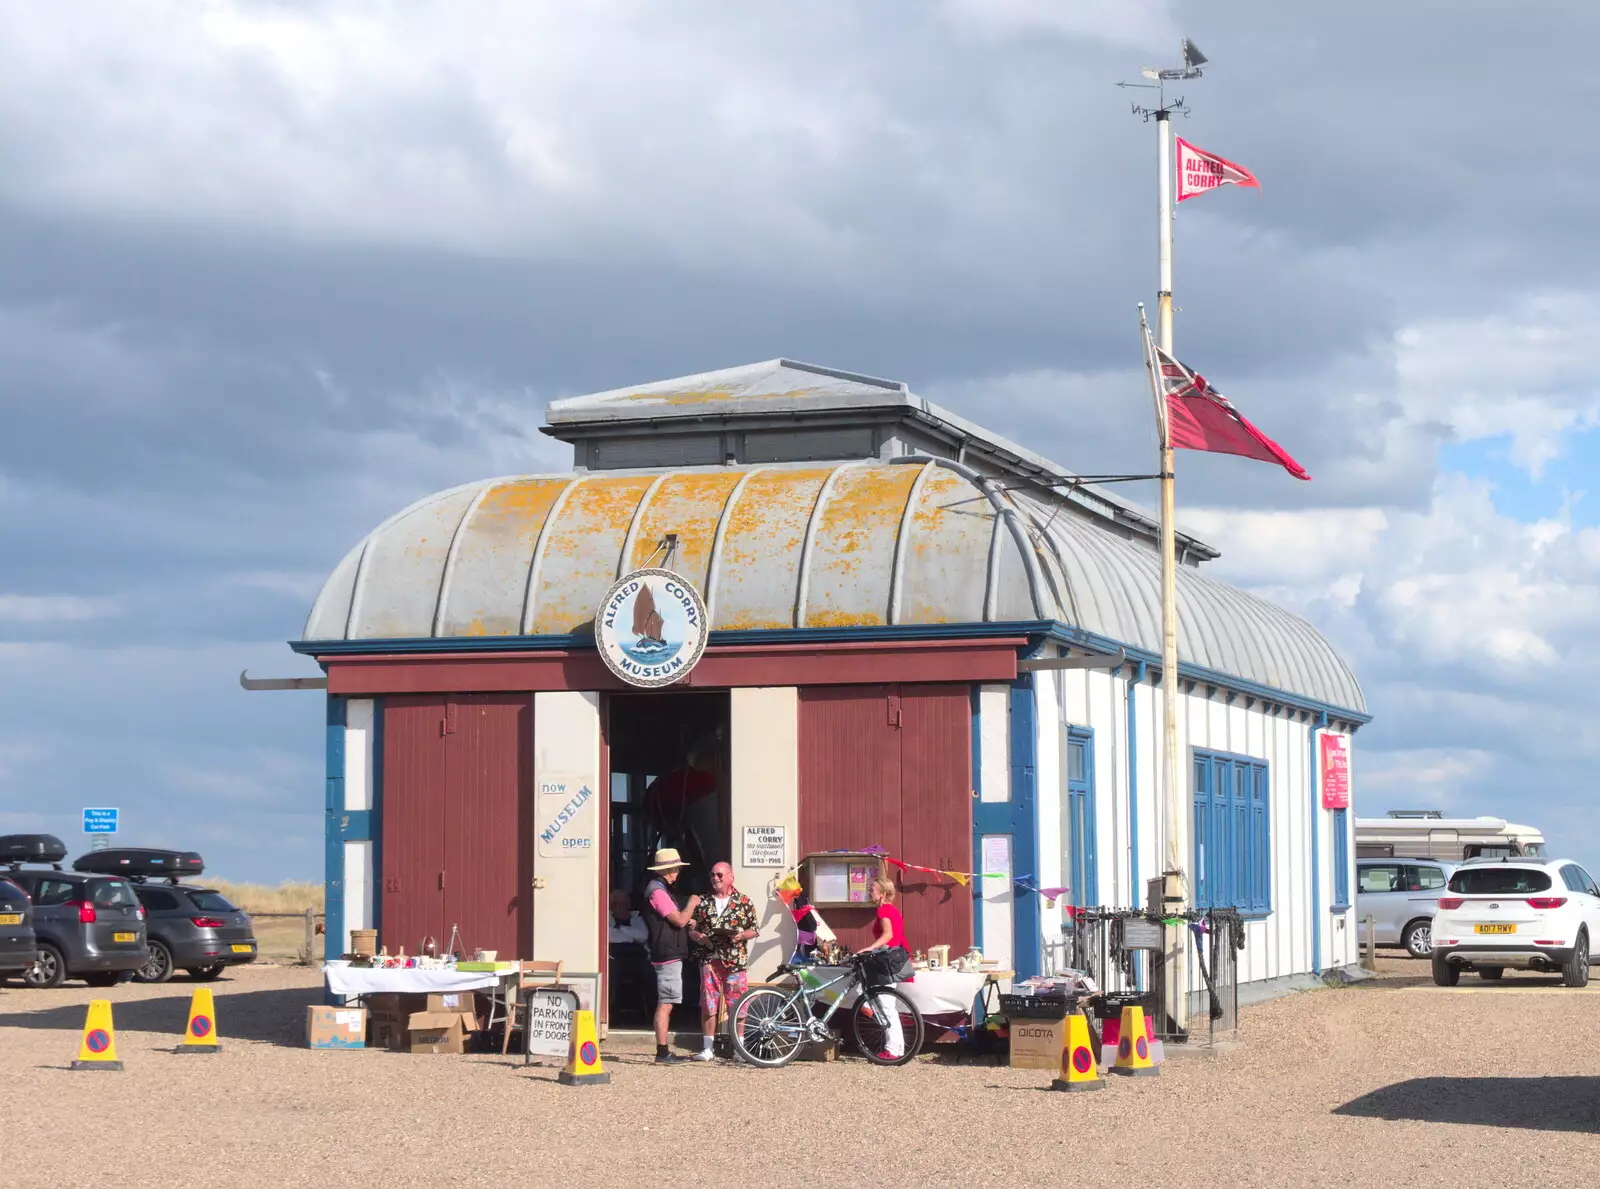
left=537, top=774, right=597, bottom=858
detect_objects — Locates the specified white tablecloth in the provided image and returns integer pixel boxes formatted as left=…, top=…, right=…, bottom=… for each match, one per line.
left=323, top=964, right=503, bottom=998
left=803, top=967, right=989, bottom=1017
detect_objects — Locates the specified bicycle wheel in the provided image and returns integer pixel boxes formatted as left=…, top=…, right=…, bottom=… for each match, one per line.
left=731, top=987, right=808, bottom=1068
left=850, top=987, right=923, bottom=1067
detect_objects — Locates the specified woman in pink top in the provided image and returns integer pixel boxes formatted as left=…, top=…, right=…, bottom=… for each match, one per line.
left=856, top=877, right=911, bottom=1059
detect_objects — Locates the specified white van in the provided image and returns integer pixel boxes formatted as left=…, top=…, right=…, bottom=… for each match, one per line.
left=1355, top=811, right=1545, bottom=863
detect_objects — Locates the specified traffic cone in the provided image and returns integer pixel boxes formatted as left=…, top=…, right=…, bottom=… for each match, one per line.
left=1098, top=1013, right=1120, bottom=1073
left=1144, top=1012, right=1165, bottom=1065
left=177, top=987, right=221, bottom=1053
left=71, top=999, right=123, bottom=1071
left=1049, top=1012, right=1103, bottom=1093
left=1111, top=1004, right=1158, bottom=1077
left=557, top=1009, right=610, bottom=1085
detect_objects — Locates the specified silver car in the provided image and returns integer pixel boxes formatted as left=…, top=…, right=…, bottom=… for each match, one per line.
left=1355, top=857, right=1459, bottom=957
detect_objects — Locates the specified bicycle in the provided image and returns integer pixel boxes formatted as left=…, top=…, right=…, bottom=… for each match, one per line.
left=730, top=954, right=924, bottom=1068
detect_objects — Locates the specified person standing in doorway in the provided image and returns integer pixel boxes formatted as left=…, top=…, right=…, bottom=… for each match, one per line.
left=642, top=848, right=701, bottom=1065
left=688, top=861, right=759, bottom=1061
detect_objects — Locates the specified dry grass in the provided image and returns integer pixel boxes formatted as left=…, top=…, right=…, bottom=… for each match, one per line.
left=205, top=881, right=324, bottom=963
left=207, top=880, right=323, bottom=915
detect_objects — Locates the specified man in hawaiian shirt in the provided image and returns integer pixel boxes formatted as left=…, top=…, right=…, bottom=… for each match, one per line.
left=688, top=861, right=759, bottom=1062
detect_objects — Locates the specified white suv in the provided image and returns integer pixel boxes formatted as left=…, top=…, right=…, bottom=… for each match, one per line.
left=1431, top=859, right=1600, bottom=987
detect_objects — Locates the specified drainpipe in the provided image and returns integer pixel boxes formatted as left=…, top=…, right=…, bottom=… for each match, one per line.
left=1310, top=710, right=1329, bottom=975
left=1127, top=661, right=1146, bottom=901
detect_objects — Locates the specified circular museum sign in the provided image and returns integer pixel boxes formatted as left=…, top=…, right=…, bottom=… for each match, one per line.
left=596, top=568, right=710, bottom=688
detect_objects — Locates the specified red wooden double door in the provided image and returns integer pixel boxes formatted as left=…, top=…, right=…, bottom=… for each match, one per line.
left=380, top=694, right=532, bottom=959
left=797, top=684, right=973, bottom=955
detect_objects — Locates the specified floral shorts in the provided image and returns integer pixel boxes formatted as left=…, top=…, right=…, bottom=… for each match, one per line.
left=699, top=959, right=748, bottom=1014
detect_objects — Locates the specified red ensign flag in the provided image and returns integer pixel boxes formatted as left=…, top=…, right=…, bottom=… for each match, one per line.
left=1175, top=137, right=1260, bottom=202
left=1149, top=338, right=1309, bottom=480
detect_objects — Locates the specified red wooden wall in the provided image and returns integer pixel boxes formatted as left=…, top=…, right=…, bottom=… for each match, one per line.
left=797, top=684, right=972, bottom=955
left=380, top=694, right=532, bottom=958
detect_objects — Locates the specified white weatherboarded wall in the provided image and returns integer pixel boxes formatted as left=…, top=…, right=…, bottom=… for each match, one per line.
left=1036, top=656, right=1360, bottom=985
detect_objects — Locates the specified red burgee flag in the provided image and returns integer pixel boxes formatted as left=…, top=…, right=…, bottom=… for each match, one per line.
left=1149, top=335, right=1310, bottom=480
left=1175, top=136, right=1260, bottom=202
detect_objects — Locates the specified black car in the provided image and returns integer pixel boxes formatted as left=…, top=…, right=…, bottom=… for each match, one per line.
left=132, top=883, right=258, bottom=983
left=6, top=869, right=147, bottom=987
left=0, top=876, right=37, bottom=978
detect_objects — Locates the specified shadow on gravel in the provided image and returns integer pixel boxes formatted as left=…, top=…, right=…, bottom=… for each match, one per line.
left=1335, top=1077, right=1600, bottom=1133
left=0, top=986, right=322, bottom=1047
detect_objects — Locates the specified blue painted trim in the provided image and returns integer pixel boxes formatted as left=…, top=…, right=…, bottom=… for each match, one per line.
left=338, top=810, right=373, bottom=841
left=1010, top=679, right=1040, bottom=978
left=1126, top=661, right=1145, bottom=902
left=291, top=620, right=1057, bottom=656
left=1310, top=712, right=1328, bottom=975
left=1034, top=624, right=1371, bottom=725
left=289, top=617, right=1372, bottom=724
left=969, top=684, right=983, bottom=955
left=324, top=695, right=346, bottom=964
left=1191, top=747, right=1272, bottom=916
left=1065, top=726, right=1098, bottom=906
left=972, top=679, right=1040, bottom=977
left=1329, top=808, right=1350, bottom=913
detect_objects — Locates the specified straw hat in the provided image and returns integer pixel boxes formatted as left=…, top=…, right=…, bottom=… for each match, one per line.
left=647, top=847, right=689, bottom=871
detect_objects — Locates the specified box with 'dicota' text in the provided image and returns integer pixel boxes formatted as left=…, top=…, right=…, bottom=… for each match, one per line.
left=1007, top=1015, right=1071, bottom=1070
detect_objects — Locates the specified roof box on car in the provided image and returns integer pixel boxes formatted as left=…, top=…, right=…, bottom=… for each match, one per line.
left=73, top=848, right=205, bottom=882
left=0, top=833, right=69, bottom=868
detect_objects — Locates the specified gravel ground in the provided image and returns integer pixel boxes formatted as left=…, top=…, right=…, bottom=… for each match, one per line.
left=2, top=956, right=1596, bottom=1188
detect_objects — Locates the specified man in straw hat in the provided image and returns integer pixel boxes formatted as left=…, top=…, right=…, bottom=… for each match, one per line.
left=642, top=847, right=701, bottom=1064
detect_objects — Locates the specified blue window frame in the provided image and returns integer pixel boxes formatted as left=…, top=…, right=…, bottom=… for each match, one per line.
left=1063, top=727, right=1098, bottom=907
left=1330, top=808, right=1350, bottom=911
left=1191, top=749, right=1271, bottom=915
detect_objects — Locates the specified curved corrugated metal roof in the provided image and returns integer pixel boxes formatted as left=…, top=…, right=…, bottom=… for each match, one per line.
left=304, top=461, right=1364, bottom=713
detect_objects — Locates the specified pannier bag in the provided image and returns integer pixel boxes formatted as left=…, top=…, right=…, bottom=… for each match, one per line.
left=859, top=945, right=914, bottom=987
left=73, top=848, right=205, bottom=880
left=0, top=833, right=68, bottom=866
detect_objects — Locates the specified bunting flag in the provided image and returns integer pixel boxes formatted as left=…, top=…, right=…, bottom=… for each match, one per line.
left=1145, top=325, right=1311, bottom=480
left=1175, top=136, right=1260, bottom=202
left=795, top=848, right=1042, bottom=898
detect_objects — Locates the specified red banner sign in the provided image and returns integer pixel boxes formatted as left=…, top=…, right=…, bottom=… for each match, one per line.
left=1320, top=734, right=1350, bottom=810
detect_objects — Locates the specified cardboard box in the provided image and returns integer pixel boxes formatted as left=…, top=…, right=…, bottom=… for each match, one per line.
left=1007, top=1015, right=1070, bottom=1070
left=405, top=1010, right=476, bottom=1055
left=307, top=1005, right=367, bottom=1049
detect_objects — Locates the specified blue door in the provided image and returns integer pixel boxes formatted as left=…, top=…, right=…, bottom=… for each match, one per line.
left=1064, top=727, right=1098, bottom=907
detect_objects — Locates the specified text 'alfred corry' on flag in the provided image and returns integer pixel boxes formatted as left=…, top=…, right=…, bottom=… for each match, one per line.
left=1175, top=137, right=1260, bottom=203
left=1145, top=328, right=1309, bottom=481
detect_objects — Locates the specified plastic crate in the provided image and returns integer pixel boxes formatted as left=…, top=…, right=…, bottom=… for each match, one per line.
left=1000, top=993, right=1073, bottom=1020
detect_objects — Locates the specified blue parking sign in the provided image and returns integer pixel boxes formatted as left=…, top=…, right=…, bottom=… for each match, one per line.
left=82, top=808, right=119, bottom=834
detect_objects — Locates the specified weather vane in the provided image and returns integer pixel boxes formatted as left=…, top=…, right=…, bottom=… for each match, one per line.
left=1116, top=37, right=1206, bottom=121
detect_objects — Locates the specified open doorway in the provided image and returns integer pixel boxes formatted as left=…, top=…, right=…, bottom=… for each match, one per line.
left=608, top=690, right=731, bottom=896
left=605, top=690, right=731, bottom=1029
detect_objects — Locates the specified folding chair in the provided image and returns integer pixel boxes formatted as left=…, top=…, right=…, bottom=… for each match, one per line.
left=494, top=960, right=565, bottom=1055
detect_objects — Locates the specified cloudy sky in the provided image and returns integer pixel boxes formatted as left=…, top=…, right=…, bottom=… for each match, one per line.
left=2, top=1, right=1595, bottom=882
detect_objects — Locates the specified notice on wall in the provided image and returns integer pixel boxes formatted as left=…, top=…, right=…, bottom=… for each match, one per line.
left=848, top=864, right=874, bottom=903
left=537, top=773, right=598, bottom=858
left=523, top=988, right=580, bottom=1059
left=1320, top=734, right=1351, bottom=810
left=810, top=858, right=849, bottom=905
left=741, top=825, right=786, bottom=868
